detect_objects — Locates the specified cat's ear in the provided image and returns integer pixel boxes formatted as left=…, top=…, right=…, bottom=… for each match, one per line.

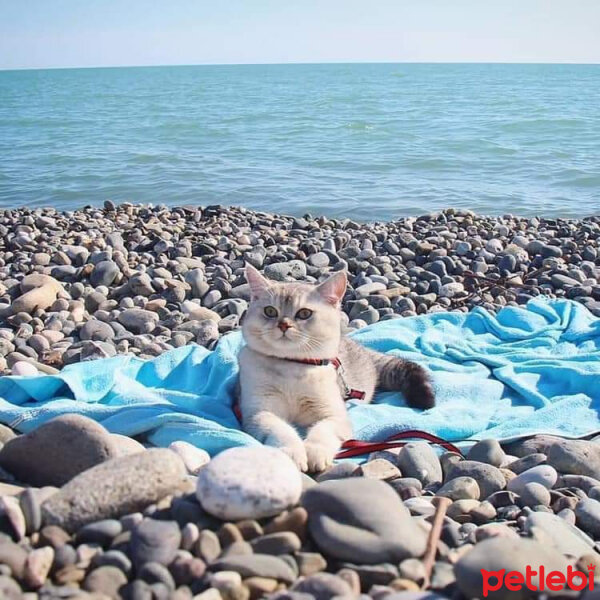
left=315, top=271, right=347, bottom=306
left=245, top=264, right=271, bottom=299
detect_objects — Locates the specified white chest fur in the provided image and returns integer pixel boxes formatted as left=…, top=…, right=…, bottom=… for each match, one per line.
left=238, top=346, right=345, bottom=427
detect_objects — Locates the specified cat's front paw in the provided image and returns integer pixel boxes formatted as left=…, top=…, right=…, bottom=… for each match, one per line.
left=304, top=442, right=336, bottom=473
left=279, top=444, right=308, bottom=472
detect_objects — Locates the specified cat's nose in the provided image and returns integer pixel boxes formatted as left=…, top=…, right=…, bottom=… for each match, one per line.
left=277, top=320, right=292, bottom=332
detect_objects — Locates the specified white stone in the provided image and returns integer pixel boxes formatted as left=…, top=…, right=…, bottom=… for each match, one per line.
left=507, top=465, right=558, bottom=495
left=11, top=361, right=39, bottom=377
left=169, top=441, right=210, bottom=475
left=196, top=446, right=302, bottom=520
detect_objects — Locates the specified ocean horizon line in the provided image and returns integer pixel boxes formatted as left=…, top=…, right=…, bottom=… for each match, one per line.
left=2, top=60, right=600, bottom=73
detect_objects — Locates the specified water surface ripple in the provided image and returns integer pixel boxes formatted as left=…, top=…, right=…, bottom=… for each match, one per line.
left=0, top=63, right=599, bottom=220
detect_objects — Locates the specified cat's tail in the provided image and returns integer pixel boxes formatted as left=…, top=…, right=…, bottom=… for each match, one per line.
left=371, top=353, right=435, bottom=409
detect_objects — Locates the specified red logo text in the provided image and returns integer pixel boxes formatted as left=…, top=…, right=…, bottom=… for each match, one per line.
left=482, top=564, right=596, bottom=597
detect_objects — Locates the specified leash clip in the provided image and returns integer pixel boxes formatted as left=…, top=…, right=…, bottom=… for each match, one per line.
left=334, top=360, right=366, bottom=401
left=335, top=361, right=351, bottom=396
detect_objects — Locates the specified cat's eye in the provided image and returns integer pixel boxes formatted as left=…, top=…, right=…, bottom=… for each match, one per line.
left=263, top=306, right=278, bottom=318
left=295, top=308, right=313, bottom=320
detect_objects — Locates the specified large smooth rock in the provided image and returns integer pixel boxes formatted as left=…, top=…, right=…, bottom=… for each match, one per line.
left=525, top=511, right=594, bottom=559
left=41, top=449, right=187, bottom=532
left=455, top=537, right=569, bottom=600
left=196, top=446, right=302, bottom=520
left=397, top=442, right=443, bottom=486
left=506, top=465, right=558, bottom=495
left=547, top=439, right=600, bottom=479
left=447, top=461, right=505, bottom=499
left=0, top=414, right=119, bottom=487
left=302, top=478, right=427, bottom=564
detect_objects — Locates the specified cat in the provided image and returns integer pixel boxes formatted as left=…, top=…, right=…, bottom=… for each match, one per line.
left=237, top=264, right=435, bottom=472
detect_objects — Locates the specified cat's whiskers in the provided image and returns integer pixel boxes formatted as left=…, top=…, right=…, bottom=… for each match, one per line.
left=290, top=331, right=323, bottom=353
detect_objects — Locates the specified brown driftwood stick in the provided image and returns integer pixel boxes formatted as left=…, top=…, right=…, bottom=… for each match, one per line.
left=422, top=496, right=453, bottom=588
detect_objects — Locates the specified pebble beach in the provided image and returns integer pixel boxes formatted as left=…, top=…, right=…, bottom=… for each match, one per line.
left=0, top=202, right=600, bottom=600
left=0, top=203, right=598, bottom=375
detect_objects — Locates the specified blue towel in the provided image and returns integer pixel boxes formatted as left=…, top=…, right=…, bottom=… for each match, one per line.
left=1, top=298, right=599, bottom=456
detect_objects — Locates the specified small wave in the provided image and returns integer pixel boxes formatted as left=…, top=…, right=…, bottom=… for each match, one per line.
left=344, top=121, right=374, bottom=131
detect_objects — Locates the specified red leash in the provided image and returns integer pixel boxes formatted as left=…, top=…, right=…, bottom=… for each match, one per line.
left=335, top=429, right=463, bottom=459
left=234, top=401, right=462, bottom=459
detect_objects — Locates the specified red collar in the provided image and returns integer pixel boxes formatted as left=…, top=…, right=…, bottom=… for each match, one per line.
left=280, top=356, right=365, bottom=401
left=281, top=357, right=342, bottom=368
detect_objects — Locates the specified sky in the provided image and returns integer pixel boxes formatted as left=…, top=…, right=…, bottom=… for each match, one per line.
left=1, top=0, right=600, bottom=70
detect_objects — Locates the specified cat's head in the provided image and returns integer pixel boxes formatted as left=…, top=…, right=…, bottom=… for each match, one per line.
left=242, top=264, right=346, bottom=359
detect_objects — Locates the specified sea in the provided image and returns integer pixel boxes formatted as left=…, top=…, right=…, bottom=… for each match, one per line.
left=0, top=63, right=599, bottom=221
